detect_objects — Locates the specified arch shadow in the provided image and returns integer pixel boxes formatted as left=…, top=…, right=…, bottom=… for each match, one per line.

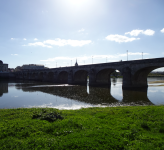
left=95, top=68, right=116, bottom=87
left=74, top=70, right=88, bottom=85
left=38, top=72, right=47, bottom=81
left=58, top=71, right=68, bottom=83
left=47, top=72, right=54, bottom=82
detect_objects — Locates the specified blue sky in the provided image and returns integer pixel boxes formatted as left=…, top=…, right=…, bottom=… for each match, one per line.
left=1, top=0, right=164, bottom=70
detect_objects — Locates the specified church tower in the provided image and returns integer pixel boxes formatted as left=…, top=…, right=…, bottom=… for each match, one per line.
left=75, top=59, right=78, bottom=66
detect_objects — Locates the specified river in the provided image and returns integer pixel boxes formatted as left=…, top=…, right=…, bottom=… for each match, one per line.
left=0, top=77, right=164, bottom=109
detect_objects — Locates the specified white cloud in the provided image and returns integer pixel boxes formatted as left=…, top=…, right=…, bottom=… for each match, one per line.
left=125, top=30, right=143, bottom=36
left=106, top=34, right=140, bottom=43
left=161, top=28, right=164, bottom=33
left=41, top=56, right=89, bottom=62
left=24, top=42, right=52, bottom=48
left=11, top=38, right=15, bottom=40
left=11, top=54, right=18, bottom=56
left=23, top=38, right=27, bottom=41
left=34, top=38, right=38, bottom=41
left=143, top=29, right=155, bottom=36
left=78, top=28, right=85, bottom=32
left=44, top=39, right=92, bottom=47
left=40, top=53, right=149, bottom=62
left=24, top=38, right=92, bottom=48
left=125, top=29, right=155, bottom=36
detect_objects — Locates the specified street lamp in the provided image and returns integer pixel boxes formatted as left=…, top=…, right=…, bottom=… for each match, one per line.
left=127, top=50, right=128, bottom=61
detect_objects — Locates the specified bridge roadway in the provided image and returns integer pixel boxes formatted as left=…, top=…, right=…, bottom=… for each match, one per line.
left=15, top=57, right=164, bottom=89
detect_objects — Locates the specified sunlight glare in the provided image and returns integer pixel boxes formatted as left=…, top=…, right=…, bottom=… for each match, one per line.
left=56, top=0, right=104, bottom=23
left=68, top=0, right=89, bottom=7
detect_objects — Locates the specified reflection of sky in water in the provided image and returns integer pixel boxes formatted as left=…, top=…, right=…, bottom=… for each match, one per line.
left=0, top=77, right=164, bottom=109
left=0, top=87, right=106, bottom=109
left=148, top=86, right=164, bottom=105
left=110, top=78, right=123, bottom=101
left=147, top=77, right=164, bottom=105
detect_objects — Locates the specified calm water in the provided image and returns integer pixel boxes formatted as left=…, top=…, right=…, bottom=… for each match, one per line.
left=0, top=77, right=164, bottom=109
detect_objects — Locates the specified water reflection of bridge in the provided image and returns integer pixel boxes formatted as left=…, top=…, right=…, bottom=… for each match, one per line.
left=15, top=82, right=153, bottom=106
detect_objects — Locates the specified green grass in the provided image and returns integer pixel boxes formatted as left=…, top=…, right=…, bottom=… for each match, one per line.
left=148, top=74, right=164, bottom=77
left=1, top=106, right=164, bottom=149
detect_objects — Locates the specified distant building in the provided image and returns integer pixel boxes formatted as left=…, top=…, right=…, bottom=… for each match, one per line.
left=15, top=64, right=46, bottom=71
left=0, top=60, right=8, bottom=72
left=21, top=64, right=45, bottom=70
left=8, top=68, right=15, bottom=72
left=75, top=60, right=78, bottom=66
left=15, top=66, right=22, bottom=72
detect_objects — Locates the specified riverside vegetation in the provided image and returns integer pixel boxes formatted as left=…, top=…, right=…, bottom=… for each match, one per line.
left=1, top=106, right=164, bottom=149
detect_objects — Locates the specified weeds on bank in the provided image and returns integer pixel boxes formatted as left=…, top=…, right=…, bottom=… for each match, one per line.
left=32, top=109, right=63, bottom=122
left=0, top=106, right=164, bottom=149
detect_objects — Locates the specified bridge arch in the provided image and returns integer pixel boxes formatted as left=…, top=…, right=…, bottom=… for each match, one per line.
left=31, top=72, right=37, bottom=80
left=22, top=73, right=26, bottom=79
left=47, top=72, right=54, bottom=82
left=34, top=72, right=39, bottom=80
left=131, top=66, right=162, bottom=88
left=26, top=73, right=30, bottom=79
left=73, top=70, right=88, bottom=85
left=95, top=68, right=117, bottom=86
left=38, top=72, right=47, bottom=81
left=19, top=73, right=23, bottom=79
left=58, top=71, right=68, bottom=83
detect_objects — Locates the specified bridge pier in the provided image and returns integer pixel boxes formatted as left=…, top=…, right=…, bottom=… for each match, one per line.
left=68, top=71, right=73, bottom=84
left=42, top=74, right=47, bottom=82
left=53, top=72, right=58, bottom=83
left=88, top=69, right=96, bottom=86
left=122, top=67, right=148, bottom=89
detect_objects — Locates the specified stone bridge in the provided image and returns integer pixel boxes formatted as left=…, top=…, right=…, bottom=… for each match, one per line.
left=15, top=57, right=164, bottom=89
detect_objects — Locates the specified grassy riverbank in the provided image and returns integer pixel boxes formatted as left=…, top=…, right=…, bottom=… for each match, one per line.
left=1, top=106, right=164, bottom=149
